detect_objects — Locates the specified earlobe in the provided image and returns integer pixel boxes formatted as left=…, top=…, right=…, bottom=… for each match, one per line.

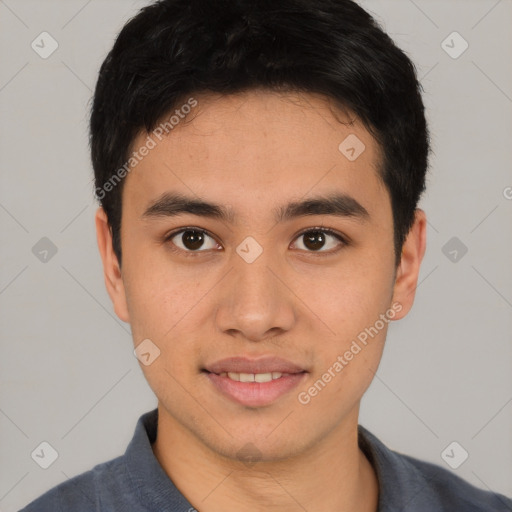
left=391, top=209, right=427, bottom=320
left=95, top=207, right=130, bottom=323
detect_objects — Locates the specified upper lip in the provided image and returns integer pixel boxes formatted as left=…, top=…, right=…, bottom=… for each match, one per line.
left=204, top=356, right=306, bottom=375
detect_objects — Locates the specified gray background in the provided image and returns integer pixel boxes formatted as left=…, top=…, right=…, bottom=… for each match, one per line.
left=1, top=0, right=511, bottom=509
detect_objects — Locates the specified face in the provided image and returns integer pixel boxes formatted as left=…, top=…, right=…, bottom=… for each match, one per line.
left=96, top=90, right=425, bottom=463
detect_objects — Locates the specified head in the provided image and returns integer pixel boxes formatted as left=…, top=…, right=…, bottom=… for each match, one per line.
left=93, top=0, right=429, bottom=463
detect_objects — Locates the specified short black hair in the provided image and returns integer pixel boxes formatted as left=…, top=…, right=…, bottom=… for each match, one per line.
left=90, top=0, right=430, bottom=267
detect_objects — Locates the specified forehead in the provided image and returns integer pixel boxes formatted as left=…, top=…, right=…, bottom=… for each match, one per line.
left=123, top=90, right=387, bottom=222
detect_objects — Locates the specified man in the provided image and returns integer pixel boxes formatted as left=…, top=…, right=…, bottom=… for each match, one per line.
left=21, top=0, right=512, bottom=510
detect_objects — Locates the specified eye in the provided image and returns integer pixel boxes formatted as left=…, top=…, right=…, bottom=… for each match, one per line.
left=164, top=226, right=347, bottom=256
left=291, top=228, right=347, bottom=253
left=165, top=228, right=220, bottom=254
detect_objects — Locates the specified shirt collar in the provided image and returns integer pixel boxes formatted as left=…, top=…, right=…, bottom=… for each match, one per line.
left=124, top=408, right=443, bottom=511
left=358, top=424, right=444, bottom=511
left=124, top=408, right=195, bottom=510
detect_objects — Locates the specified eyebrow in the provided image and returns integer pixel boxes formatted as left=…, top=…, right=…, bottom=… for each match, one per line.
left=141, top=192, right=369, bottom=223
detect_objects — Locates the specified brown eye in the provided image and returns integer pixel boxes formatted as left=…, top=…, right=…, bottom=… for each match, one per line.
left=292, top=229, right=345, bottom=253
left=168, top=229, right=218, bottom=252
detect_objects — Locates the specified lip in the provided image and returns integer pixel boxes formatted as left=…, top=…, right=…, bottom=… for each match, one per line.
left=204, top=356, right=306, bottom=375
left=203, top=356, right=308, bottom=407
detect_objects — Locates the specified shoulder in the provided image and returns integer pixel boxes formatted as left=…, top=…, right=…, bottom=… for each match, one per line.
left=19, top=455, right=127, bottom=512
left=396, top=450, right=512, bottom=511
left=358, top=425, right=512, bottom=512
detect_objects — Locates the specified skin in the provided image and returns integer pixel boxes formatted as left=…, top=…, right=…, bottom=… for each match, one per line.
left=96, top=90, right=426, bottom=512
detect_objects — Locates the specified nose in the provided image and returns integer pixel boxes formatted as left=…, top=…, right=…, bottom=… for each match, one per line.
left=214, top=247, right=296, bottom=343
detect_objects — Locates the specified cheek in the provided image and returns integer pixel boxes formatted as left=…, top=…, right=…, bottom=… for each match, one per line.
left=290, top=249, right=394, bottom=401
left=122, top=256, right=214, bottom=379
left=126, top=275, right=200, bottom=343
left=123, top=268, right=203, bottom=397
left=121, top=235, right=202, bottom=330
left=297, top=322, right=388, bottom=415
left=292, top=256, right=394, bottom=337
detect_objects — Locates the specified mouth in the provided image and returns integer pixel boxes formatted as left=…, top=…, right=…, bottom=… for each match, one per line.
left=202, top=356, right=308, bottom=407
left=214, top=371, right=288, bottom=383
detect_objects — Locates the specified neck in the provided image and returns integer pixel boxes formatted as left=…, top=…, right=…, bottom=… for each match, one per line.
left=152, top=403, right=378, bottom=512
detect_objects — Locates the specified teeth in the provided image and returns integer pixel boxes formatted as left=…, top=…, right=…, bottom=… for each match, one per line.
left=255, top=373, right=271, bottom=383
left=219, top=372, right=284, bottom=382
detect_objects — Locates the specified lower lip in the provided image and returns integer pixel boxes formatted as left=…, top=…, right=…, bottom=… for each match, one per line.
left=205, top=371, right=307, bottom=407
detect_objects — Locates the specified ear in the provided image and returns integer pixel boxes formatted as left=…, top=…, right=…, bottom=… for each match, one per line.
left=95, top=207, right=130, bottom=323
left=391, top=209, right=427, bottom=320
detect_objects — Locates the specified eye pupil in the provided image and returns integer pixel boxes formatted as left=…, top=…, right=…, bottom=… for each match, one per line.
left=182, top=230, right=204, bottom=250
left=172, top=228, right=340, bottom=255
left=304, top=231, right=326, bottom=251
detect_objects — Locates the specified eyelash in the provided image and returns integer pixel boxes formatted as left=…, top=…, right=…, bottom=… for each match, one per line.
left=163, top=226, right=348, bottom=258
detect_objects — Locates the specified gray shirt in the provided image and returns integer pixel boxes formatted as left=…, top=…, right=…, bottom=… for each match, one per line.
left=20, top=408, right=512, bottom=511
